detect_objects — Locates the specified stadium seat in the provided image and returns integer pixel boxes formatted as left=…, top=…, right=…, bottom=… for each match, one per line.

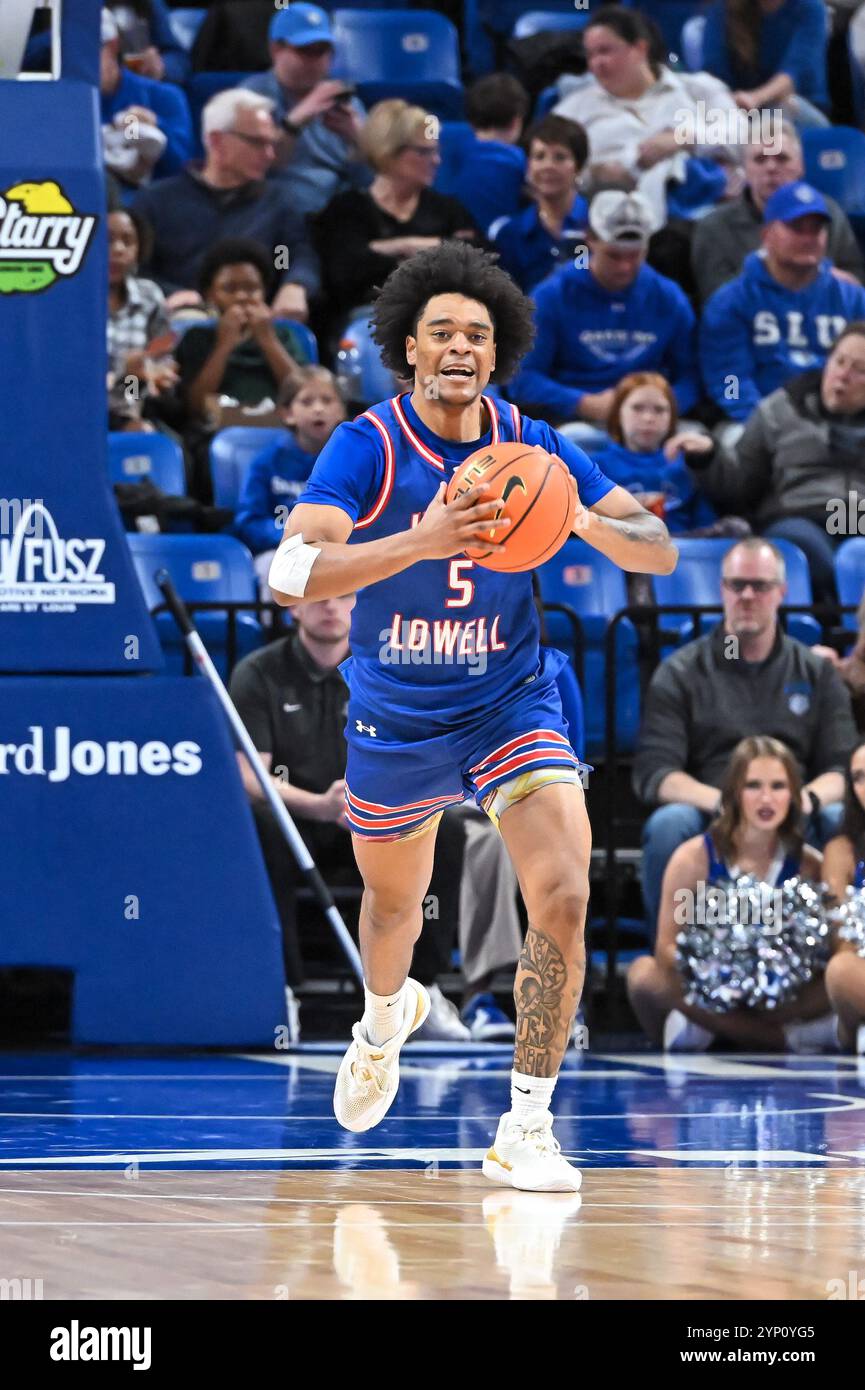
left=210, top=427, right=286, bottom=510
left=849, top=27, right=865, bottom=128
left=653, top=537, right=820, bottom=647
left=835, top=537, right=865, bottom=630
left=127, top=533, right=264, bottom=675
left=680, top=13, right=706, bottom=71
left=339, top=315, right=400, bottom=408
left=801, top=127, right=865, bottom=217
left=108, top=431, right=187, bottom=495
left=643, top=1, right=710, bottom=59
left=512, top=11, right=591, bottom=39
left=331, top=10, right=464, bottom=120
left=185, top=72, right=251, bottom=156
left=535, top=537, right=641, bottom=760
left=170, top=7, right=207, bottom=52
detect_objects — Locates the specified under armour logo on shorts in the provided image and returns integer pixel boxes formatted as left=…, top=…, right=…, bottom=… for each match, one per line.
left=356, top=720, right=377, bottom=737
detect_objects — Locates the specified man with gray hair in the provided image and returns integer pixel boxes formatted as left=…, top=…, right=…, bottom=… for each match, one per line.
left=133, top=89, right=319, bottom=319
left=634, top=537, right=856, bottom=935
left=692, top=125, right=864, bottom=305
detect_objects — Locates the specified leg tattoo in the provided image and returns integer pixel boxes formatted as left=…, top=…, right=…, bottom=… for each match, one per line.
left=514, top=927, right=578, bottom=1077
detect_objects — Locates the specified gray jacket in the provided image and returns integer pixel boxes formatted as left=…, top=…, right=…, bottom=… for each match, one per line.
left=692, top=188, right=864, bottom=304
left=688, top=371, right=865, bottom=528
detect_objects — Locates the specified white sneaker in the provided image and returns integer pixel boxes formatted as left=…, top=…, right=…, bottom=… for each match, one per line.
left=333, top=979, right=430, bottom=1133
left=482, top=1111, right=582, bottom=1193
left=414, top=984, right=471, bottom=1042
left=284, top=985, right=300, bottom=1045
left=663, top=1008, right=713, bottom=1053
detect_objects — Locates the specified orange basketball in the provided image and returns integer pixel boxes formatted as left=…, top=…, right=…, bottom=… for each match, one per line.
left=445, top=441, right=577, bottom=572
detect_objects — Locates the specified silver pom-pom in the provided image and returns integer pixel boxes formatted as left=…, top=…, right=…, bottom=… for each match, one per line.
left=827, top=884, right=865, bottom=957
left=675, top=874, right=830, bottom=1013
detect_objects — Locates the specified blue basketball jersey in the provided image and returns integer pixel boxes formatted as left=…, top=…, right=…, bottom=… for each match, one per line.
left=298, top=392, right=614, bottom=715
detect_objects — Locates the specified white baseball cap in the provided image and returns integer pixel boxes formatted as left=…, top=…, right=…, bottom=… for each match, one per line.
left=588, top=191, right=655, bottom=245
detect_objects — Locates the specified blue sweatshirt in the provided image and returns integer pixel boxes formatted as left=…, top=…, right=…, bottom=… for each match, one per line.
left=702, top=0, right=829, bottom=112
left=590, top=441, right=717, bottom=533
left=446, top=136, right=527, bottom=236
left=512, top=262, right=700, bottom=420
left=101, top=67, right=193, bottom=179
left=699, top=252, right=865, bottom=421
left=234, top=434, right=317, bottom=554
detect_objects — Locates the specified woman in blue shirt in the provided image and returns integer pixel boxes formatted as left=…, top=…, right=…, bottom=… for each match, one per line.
left=491, top=115, right=589, bottom=293
left=702, top=0, right=830, bottom=127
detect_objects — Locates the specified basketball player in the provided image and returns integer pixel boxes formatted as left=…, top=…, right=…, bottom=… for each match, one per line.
left=270, top=242, right=676, bottom=1191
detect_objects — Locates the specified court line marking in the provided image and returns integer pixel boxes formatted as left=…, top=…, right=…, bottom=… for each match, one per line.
left=1, top=1218, right=862, bottom=1229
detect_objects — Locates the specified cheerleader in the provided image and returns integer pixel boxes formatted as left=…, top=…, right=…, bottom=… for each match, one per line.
left=628, top=736, right=830, bottom=1051
left=823, top=741, right=865, bottom=1054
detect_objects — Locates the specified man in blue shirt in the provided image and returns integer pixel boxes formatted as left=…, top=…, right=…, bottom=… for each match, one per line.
left=512, top=191, right=700, bottom=429
left=241, top=4, right=371, bottom=219
left=442, top=74, right=529, bottom=236
left=700, top=182, right=865, bottom=423
left=100, top=8, right=193, bottom=185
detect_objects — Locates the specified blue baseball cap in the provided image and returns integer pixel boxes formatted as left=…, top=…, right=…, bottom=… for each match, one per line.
left=763, top=181, right=830, bottom=225
left=270, top=3, right=334, bottom=46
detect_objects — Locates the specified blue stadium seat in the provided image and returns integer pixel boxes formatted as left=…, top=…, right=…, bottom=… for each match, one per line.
left=331, top=10, right=464, bottom=120
left=533, top=84, right=561, bottom=120
left=536, top=537, right=640, bottom=759
left=210, top=427, right=286, bottom=510
left=186, top=72, right=251, bottom=156
left=680, top=13, right=706, bottom=71
left=512, top=11, right=591, bottom=39
left=339, top=315, right=400, bottom=407
left=654, top=537, right=819, bottom=646
left=127, top=533, right=264, bottom=675
left=849, top=27, right=865, bottom=128
left=643, top=1, right=710, bottom=59
left=108, top=431, right=186, bottom=495
left=464, top=0, right=600, bottom=74
left=169, top=318, right=319, bottom=363
left=170, top=7, right=207, bottom=52
left=835, top=537, right=865, bottom=630
left=801, top=127, right=865, bottom=216
left=433, top=121, right=474, bottom=197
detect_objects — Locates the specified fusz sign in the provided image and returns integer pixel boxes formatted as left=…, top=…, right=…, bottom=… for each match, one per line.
left=0, top=502, right=114, bottom=609
left=0, top=181, right=97, bottom=294
left=0, top=727, right=203, bottom=781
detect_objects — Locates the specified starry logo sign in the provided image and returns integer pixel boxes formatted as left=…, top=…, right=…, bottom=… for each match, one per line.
left=0, top=181, right=97, bottom=295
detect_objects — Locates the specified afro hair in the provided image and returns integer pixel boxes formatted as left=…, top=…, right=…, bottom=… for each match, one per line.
left=370, top=240, right=536, bottom=383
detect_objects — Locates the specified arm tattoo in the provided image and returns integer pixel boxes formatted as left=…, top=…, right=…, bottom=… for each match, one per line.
left=514, top=927, right=575, bottom=1077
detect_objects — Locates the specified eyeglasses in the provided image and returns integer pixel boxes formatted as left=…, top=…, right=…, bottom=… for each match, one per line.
left=722, top=578, right=781, bottom=594
left=226, top=130, right=277, bottom=150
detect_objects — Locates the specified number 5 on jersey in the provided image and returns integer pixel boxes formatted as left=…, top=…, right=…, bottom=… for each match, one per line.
left=446, top=559, right=475, bottom=609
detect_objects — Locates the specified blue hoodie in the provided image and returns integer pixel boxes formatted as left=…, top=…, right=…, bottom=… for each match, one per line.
left=590, top=441, right=717, bottom=534
left=699, top=252, right=865, bottom=422
left=512, top=262, right=700, bottom=420
left=234, top=434, right=317, bottom=555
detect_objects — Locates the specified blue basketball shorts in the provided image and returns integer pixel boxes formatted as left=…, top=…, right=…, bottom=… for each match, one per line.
left=342, top=649, right=589, bottom=841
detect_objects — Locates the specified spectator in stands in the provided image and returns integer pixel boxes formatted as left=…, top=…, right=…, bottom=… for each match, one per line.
left=628, top=735, right=833, bottom=1052
left=692, top=126, right=864, bottom=304
left=240, top=4, right=371, bottom=219
left=107, top=206, right=177, bottom=425
left=822, top=741, right=865, bottom=1053
left=106, top=0, right=189, bottom=84
left=230, top=595, right=517, bottom=1041
left=100, top=8, right=192, bottom=192
left=446, top=74, right=529, bottom=235
left=174, top=238, right=311, bottom=425
left=552, top=5, right=740, bottom=227
left=590, top=373, right=721, bottom=535
left=235, top=367, right=346, bottom=586
left=133, top=89, right=320, bottom=318
left=634, top=538, right=856, bottom=936
left=688, top=324, right=865, bottom=602
left=701, top=0, right=831, bottom=129
left=512, top=191, right=699, bottom=431
left=313, top=99, right=479, bottom=335
left=700, top=183, right=865, bottom=424
left=815, top=594, right=865, bottom=734
left=490, top=115, right=589, bottom=293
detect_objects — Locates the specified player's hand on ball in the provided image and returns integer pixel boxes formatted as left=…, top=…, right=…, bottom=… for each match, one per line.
left=413, top=482, right=510, bottom=560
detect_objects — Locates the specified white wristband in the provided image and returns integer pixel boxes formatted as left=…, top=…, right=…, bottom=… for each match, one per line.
left=268, top=532, right=321, bottom=598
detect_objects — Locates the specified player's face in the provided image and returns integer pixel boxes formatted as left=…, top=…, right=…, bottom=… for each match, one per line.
left=406, top=294, right=496, bottom=406
left=850, top=744, right=865, bottom=812
left=738, top=757, right=791, bottom=833
left=721, top=546, right=786, bottom=639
